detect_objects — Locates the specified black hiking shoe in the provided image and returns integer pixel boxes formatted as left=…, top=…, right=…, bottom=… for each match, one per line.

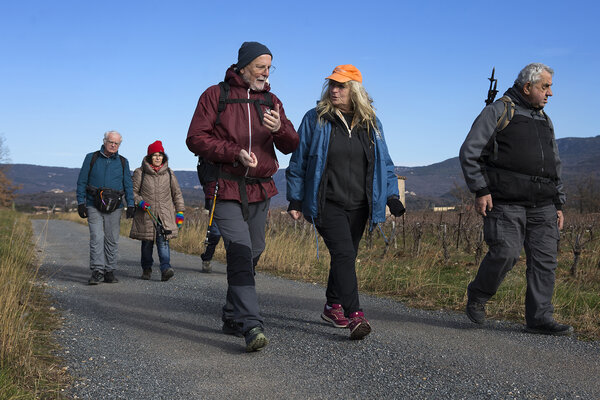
left=104, top=271, right=118, bottom=283
left=141, top=269, right=152, bottom=280
left=222, top=319, right=243, bottom=337
left=466, top=300, right=486, bottom=324
left=88, top=270, right=103, bottom=285
left=202, top=260, right=212, bottom=273
left=524, top=321, right=574, bottom=336
left=161, top=268, right=174, bottom=281
left=244, top=326, right=268, bottom=352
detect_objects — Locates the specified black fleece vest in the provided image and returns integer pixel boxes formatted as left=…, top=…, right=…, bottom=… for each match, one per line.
left=487, top=113, right=559, bottom=206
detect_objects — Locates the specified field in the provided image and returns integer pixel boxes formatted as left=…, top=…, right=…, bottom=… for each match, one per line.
left=173, top=208, right=600, bottom=340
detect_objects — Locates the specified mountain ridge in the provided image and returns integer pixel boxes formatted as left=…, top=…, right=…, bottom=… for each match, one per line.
left=5, top=135, right=599, bottom=210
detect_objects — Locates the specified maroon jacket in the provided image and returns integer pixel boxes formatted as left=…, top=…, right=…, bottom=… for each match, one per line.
left=186, top=66, right=298, bottom=203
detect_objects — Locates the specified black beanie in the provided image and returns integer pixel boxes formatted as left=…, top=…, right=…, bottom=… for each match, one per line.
left=236, top=41, right=272, bottom=70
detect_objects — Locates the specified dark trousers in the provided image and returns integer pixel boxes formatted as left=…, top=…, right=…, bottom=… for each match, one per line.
left=214, top=200, right=269, bottom=334
left=141, top=231, right=171, bottom=272
left=467, top=204, right=559, bottom=326
left=201, top=222, right=221, bottom=261
left=316, top=201, right=369, bottom=316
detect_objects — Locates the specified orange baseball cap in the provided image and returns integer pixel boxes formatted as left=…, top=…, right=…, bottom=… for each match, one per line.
left=326, top=64, right=362, bottom=83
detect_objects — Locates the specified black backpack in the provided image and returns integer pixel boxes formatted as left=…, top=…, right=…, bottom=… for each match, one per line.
left=196, top=81, right=274, bottom=185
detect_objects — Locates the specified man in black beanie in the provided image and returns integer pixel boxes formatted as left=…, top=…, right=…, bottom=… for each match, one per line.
left=186, top=42, right=298, bottom=352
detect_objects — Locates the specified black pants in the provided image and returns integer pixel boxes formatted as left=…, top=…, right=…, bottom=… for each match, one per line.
left=316, top=201, right=369, bottom=316
left=201, top=222, right=221, bottom=262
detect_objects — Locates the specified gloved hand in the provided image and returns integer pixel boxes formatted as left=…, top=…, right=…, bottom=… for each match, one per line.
left=126, top=207, right=135, bottom=219
left=138, top=200, right=151, bottom=211
left=77, top=204, right=88, bottom=219
left=387, top=197, right=406, bottom=217
left=176, top=212, right=184, bottom=228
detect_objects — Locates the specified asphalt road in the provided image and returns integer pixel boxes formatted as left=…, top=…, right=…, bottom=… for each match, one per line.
left=33, top=219, right=600, bottom=399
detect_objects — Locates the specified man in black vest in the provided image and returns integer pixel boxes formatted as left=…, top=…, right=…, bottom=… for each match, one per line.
left=459, top=63, right=572, bottom=335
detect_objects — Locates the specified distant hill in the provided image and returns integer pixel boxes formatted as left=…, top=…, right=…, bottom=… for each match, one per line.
left=5, top=135, right=599, bottom=210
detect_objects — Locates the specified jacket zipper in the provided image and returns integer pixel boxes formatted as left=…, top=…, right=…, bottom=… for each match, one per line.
left=335, top=109, right=352, bottom=138
left=245, top=88, right=251, bottom=177
left=532, top=110, right=545, bottom=176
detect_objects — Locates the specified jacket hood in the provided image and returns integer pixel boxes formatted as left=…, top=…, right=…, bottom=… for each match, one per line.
left=224, top=65, right=271, bottom=93
left=141, top=157, right=170, bottom=174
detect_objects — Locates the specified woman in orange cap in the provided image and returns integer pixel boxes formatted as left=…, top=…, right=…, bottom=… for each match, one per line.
left=286, top=64, right=405, bottom=340
left=130, top=140, right=185, bottom=281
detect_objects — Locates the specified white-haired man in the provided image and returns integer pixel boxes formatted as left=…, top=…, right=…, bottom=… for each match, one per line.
left=76, top=131, right=135, bottom=285
left=459, top=63, right=572, bottom=335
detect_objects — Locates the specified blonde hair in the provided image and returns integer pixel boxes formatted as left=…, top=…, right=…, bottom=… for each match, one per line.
left=316, top=80, right=378, bottom=133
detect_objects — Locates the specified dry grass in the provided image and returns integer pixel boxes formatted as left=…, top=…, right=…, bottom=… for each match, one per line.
left=58, top=208, right=600, bottom=340
left=0, top=210, right=68, bottom=399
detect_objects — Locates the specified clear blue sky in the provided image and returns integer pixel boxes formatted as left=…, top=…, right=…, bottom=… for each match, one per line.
left=1, top=0, right=598, bottom=170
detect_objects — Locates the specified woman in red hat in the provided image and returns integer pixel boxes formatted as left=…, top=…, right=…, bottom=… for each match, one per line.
left=129, top=140, right=185, bottom=281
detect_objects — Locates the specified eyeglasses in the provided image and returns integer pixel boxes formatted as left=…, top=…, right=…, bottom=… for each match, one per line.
left=251, top=64, right=276, bottom=74
left=105, top=140, right=121, bottom=146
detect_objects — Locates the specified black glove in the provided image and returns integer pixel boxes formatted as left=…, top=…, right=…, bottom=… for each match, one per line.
left=387, top=197, right=406, bottom=217
left=126, top=207, right=135, bottom=219
left=77, top=204, right=87, bottom=219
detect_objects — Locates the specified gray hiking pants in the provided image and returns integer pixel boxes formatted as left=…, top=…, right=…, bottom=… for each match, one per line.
left=214, top=200, right=269, bottom=334
left=87, top=206, right=122, bottom=272
left=467, top=203, right=560, bottom=326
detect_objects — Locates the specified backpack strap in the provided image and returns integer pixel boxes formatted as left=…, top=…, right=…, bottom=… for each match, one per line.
left=87, top=151, right=101, bottom=182
left=496, top=96, right=515, bottom=132
left=490, top=96, right=515, bottom=160
left=215, top=81, right=275, bottom=126
left=216, top=81, right=230, bottom=125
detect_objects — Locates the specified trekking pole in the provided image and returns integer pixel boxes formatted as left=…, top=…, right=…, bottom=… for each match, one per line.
left=485, top=67, right=498, bottom=106
left=203, top=181, right=219, bottom=252
left=145, top=207, right=172, bottom=241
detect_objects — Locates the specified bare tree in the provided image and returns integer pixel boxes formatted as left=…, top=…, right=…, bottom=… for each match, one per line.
left=0, top=136, right=19, bottom=207
left=565, top=222, right=596, bottom=276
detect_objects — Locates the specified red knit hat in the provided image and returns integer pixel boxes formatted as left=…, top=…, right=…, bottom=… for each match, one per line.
left=147, top=140, right=165, bottom=156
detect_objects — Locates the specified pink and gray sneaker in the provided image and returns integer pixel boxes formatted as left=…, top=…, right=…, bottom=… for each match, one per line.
left=321, top=303, right=349, bottom=328
left=348, top=311, right=371, bottom=340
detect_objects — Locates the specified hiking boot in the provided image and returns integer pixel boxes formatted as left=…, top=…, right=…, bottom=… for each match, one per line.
left=222, top=319, right=243, bottom=337
left=202, top=260, right=212, bottom=273
left=88, top=270, right=103, bottom=285
left=104, top=271, right=118, bottom=283
left=348, top=311, right=372, bottom=340
left=161, top=268, right=174, bottom=281
left=321, top=303, right=349, bottom=328
left=141, top=269, right=152, bottom=280
left=524, top=321, right=574, bottom=336
left=245, top=326, right=268, bottom=352
left=466, top=299, right=486, bottom=324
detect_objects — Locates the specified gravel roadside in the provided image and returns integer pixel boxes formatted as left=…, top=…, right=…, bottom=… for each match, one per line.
left=33, top=219, right=600, bottom=399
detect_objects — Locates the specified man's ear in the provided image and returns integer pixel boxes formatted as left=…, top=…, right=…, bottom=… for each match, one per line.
left=523, top=81, right=532, bottom=95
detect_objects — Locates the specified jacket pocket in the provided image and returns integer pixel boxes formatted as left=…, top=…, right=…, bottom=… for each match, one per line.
left=488, top=170, right=531, bottom=203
